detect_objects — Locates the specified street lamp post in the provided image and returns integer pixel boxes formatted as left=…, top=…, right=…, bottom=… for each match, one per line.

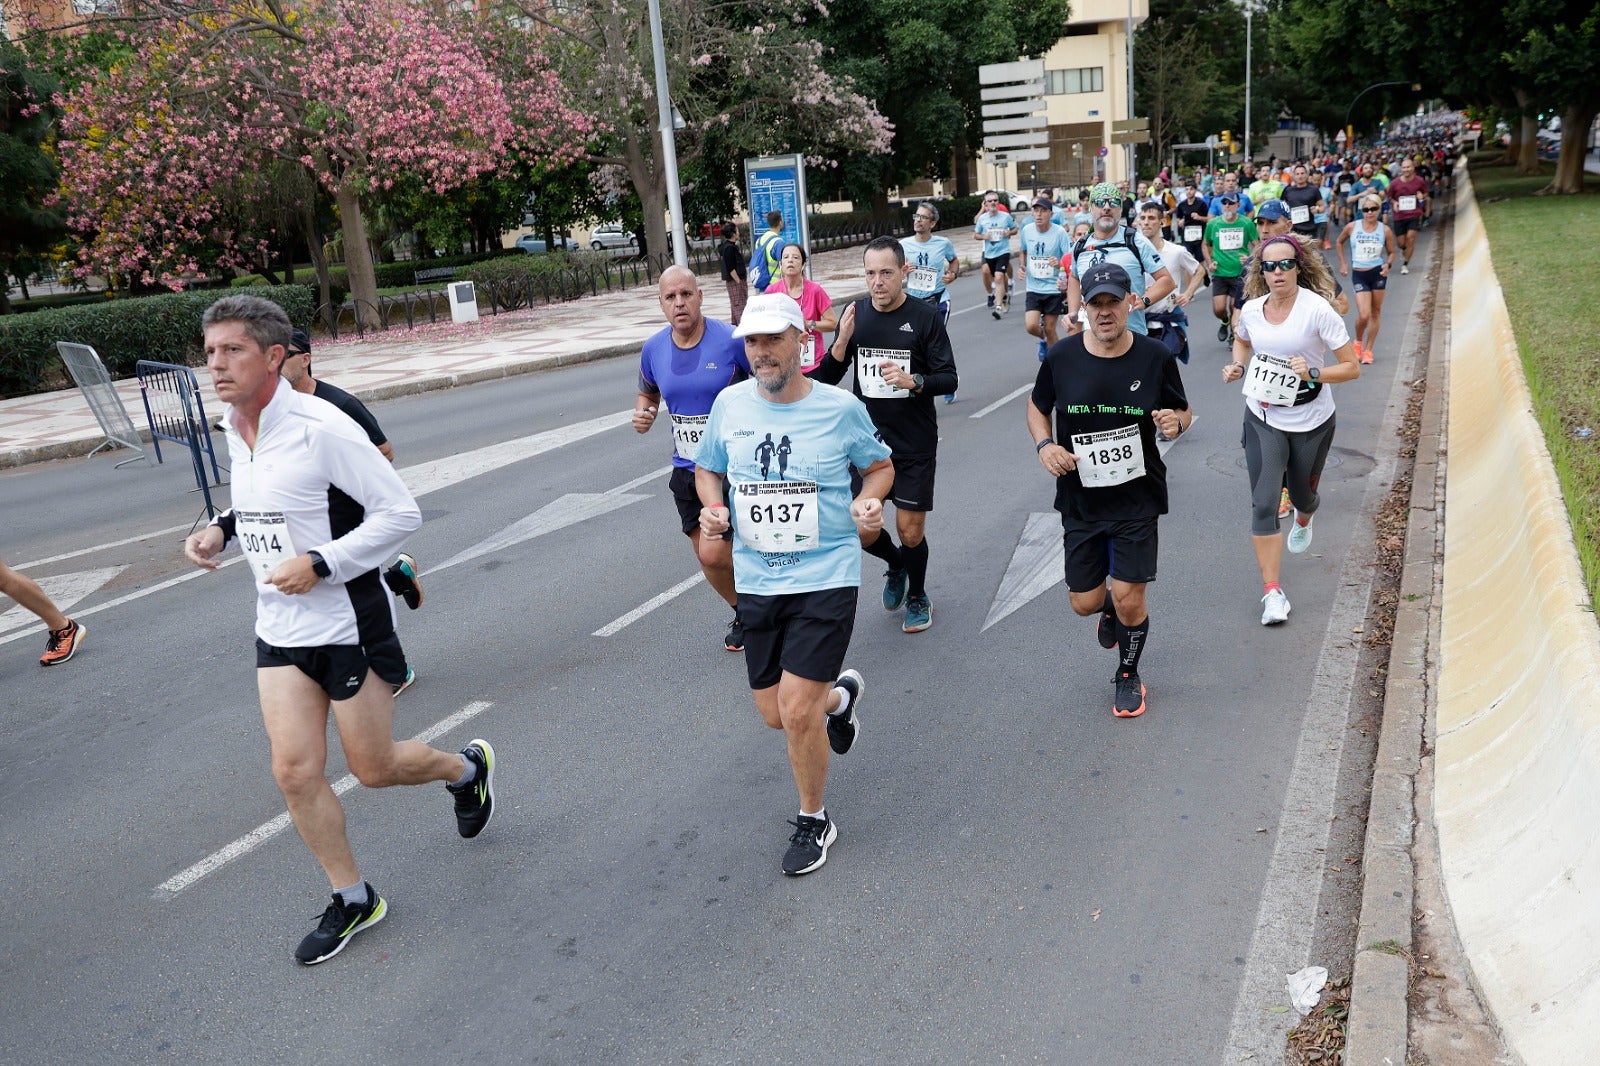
left=1242, top=2, right=1253, bottom=166
left=1344, top=81, right=1422, bottom=148
left=647, top=0, right=688, bottom=267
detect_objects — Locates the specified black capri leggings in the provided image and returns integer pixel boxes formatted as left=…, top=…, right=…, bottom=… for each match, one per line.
left=1241, top=410, right=1337, bottom=536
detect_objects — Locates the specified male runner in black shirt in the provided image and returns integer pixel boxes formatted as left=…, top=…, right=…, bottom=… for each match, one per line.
left=1027, top=264, right=1192, bottom=718
left=813, top=236, right=958, bottom=633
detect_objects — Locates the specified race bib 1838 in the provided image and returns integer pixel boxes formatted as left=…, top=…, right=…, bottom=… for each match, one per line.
left=1070, top=425, right=1146, bottom=488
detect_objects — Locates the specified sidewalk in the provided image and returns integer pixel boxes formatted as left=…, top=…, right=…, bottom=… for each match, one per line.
left=0, top=225, right=987, bottom=470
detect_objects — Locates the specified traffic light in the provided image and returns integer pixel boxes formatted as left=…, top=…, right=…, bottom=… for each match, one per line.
left=1220, top=130, right=1234, bottom=152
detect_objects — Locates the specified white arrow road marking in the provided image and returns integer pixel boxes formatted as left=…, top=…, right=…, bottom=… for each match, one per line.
left=0, top=566, right=127, bottom=637
left=400, top=410, right=632, bottom=498
left=980, top=429, right=1189, bottom=632
left=982, top=513, right=1062, bottom=632
left=431, top=492, right=650, bottom=574
left=155, top=700, right=494, bottom=897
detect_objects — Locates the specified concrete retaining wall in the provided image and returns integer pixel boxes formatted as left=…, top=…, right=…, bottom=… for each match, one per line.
left=1436, top=172, right=1600, bottom=1062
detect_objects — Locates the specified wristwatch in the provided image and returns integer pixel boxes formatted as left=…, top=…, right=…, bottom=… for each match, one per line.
left=912, top=373, right=926, bottom=393
left=1308, top=366, right=1321, bottom=382
left=307, top=550, right=331, bottom=579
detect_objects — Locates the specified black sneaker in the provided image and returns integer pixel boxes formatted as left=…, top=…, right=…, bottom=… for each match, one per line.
left=826, top=669, right=864, bottom=755
left=447, top=739, right=495, bottom=838
left=781, top=814, right=838, bottom=876
left=986, top=294, right=995, bottom=309
left=1112, top=671, right=1147, bottom=719
left=1097, top=609, right=1118, bottom=650
left=724, top=614, right=745, bottom=652
left=294, top=883, right=387, bottom=965
left=384, top=553, right=423, bottom=610
left=1217, top=321, right=1229, bottom=343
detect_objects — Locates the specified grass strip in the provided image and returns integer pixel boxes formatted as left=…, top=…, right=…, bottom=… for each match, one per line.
left=1470, top=163, right=1600, bottom=605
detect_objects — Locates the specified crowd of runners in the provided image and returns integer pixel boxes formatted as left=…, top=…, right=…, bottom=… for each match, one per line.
left=6, top=129, right=1455, bottom=965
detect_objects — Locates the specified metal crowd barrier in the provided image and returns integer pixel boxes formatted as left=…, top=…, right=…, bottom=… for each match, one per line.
left=134, top=360, right=225, bottom=518
left=55, top=341, right=150, bottom=467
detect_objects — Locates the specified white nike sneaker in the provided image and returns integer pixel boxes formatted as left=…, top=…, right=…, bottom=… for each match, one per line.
left=1286, top=513, right=1314, bottom=554
left=1261, top=588, right=1291, bottom=625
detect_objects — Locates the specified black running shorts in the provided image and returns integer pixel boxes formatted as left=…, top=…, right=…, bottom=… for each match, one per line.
left=670, top=466, right=732, bottom=539
left=737, top=587, right=857, bottom=690
left=1211, top=274, right=1244, bottom=301
left=850, top=452, right=936, bottom=512
left=1391, top=217, right=1420, bottom=237
left=1061, top=515, right=1160, bottom=592
left=1351, top=267, right=1387, bottom=293
left=256, top=634, right=407, bottom=700
left=984, top=254, right=1011, bottom=275
left=1025, top=292, right=1066, bottom=317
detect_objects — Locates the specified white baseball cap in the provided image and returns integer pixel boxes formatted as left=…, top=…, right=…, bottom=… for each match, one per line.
left=732, top=293, right=806, bottom=338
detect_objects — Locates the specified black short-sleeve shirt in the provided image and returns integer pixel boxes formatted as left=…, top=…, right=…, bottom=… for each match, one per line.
left=1031, top=332, right=1189, bottom=521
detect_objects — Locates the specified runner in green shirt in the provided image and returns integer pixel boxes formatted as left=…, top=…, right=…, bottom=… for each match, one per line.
left=1202, top=194, right=1260, bottom=342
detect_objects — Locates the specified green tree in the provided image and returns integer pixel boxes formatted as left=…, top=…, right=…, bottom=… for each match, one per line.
left=809, top=0, right=1071, bottom=208
left=1502, top=0, right=1600, bottom=193
left=1134, top=15, right=1221, bottom=165
left=0, top=39, right=67, bottom=314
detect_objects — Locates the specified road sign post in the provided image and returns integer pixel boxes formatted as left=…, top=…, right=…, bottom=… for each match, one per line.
left=980, top=58, right=1048, bottom=190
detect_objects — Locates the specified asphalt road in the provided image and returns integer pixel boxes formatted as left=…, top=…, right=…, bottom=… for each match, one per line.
left=0, top=235, right=1435, bottom=1065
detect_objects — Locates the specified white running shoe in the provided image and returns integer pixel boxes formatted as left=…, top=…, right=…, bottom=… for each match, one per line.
left=1261, top=588, right=1291, bottom=625
left=1286, top=513, right=1314, bottom=554
left=1400, top=263, right=1410, bottom=275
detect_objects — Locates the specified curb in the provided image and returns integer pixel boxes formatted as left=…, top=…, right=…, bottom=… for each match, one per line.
left=1342, top=208, right=1453, bottom=1063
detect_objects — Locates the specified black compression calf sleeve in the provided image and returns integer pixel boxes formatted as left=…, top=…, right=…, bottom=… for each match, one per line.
left=903, top=539, right=930, bottom=598
left=863, top=530, right=904, bottom=570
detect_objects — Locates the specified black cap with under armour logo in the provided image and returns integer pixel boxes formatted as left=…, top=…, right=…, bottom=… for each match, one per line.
left=1081, top=263, right=1133, bottom=302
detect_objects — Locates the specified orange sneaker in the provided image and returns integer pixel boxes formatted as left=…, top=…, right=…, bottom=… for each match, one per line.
left=1360, top=344, right=1374, bottom=364
left=1112, top=671, right=1146, bottom=718
left=40, top=619, right=86, bottom=666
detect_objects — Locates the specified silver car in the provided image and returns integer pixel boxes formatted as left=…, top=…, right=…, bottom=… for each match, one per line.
left=589, top=224, right=638, bottom=251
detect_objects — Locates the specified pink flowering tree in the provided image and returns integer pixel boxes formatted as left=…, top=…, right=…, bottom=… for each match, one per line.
left=511, top=0, right=892, bottom=258
left=52, top=0, right=587, bottom=322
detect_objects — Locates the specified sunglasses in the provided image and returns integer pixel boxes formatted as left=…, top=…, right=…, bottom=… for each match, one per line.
left=1362, top=206, right=1380, bottom=213
left=1261, top=258, right=1299, bottom=273
left=983, top=198, right=998, bottom=204
left=1091, top=198, right=1119, bottom=207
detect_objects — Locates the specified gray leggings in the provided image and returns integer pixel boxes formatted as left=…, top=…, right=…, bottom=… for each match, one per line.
left=1241, top=410, right=1337, bottom=535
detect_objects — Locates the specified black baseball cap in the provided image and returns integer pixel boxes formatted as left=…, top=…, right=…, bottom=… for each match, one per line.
left=1081, top=263, right=1133, bottom=301
left=288, top=328, right=312, bottom=355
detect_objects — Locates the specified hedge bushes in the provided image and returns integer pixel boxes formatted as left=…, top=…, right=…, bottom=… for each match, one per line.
left=0, top=284, right=315, bottom=398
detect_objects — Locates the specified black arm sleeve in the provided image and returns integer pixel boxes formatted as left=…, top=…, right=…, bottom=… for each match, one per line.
left=917, top=315, right=958, bottom=396
left=808, top=332, right=851, bottom=386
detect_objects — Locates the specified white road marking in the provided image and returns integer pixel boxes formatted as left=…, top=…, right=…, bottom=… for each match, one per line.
left=1222, top=290, right=1420, bottom=1061
left=2, top=413, right=638, bottom=636
left=969, top=384, right=1033, bottom=420
left=0, top=557, right=243, bottom=648
left=433, top=492, right=650, bottom=574
left=0, top=566, right=125, bottom=636
left=13, top=524, right=192, bottom=570
left=155, top=700, right=494, bottom=897
left=400, top=410, right=631, bottom=497
left=982, top=513, right=1061, bottom=632
left=593, top=572, right=706, bottom=637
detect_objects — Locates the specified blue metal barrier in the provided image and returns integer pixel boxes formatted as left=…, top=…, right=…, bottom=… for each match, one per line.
left=135, top=360, right=225, bottom=518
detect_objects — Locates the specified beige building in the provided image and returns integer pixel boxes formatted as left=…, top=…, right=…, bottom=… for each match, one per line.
left=976, top=0, right=1148, bottom=196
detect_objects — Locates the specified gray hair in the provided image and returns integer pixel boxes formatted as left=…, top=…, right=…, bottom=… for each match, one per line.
left=202, top=294, right=292, bottom=355
left=918, top=201, right=940, bottom=223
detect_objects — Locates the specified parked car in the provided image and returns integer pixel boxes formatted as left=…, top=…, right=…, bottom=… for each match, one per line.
left=589, top=224, right=638, bottom=251
left=514, top=233, right=569, bottom=254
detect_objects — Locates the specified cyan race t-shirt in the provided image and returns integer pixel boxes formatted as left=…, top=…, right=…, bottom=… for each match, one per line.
left=696, top=380, right=890, bottom=595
